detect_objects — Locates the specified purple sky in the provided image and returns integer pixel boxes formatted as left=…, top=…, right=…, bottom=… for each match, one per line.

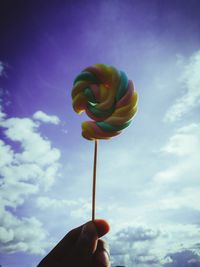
left=1, top=1, right=200, bottom=266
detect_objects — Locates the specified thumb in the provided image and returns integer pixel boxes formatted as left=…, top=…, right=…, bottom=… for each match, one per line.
left=75, top=220, right=110, bottom=263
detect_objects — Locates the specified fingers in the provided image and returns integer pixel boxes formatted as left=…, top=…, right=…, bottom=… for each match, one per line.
left=92, top=239, right=110, bottom=267
left=37, top=219, right=110, bottom=267
left=74, top=221, right=98, bottom=264
left=71, top=219, right=110, bottom=265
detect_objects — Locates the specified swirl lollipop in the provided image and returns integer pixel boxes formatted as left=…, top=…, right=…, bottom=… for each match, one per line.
left=72, top=64, right=138, bottom=140
left=71, top=64, right=138, bottom=220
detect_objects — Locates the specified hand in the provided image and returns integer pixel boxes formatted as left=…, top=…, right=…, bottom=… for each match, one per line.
left=37, top=219, right=110, bottom=267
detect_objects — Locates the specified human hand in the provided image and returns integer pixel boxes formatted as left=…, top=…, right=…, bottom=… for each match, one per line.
left=37, top=219, right=110, bottom=267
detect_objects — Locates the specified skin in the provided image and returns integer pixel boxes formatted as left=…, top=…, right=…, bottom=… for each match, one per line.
left=37, top=219, right=110, bottom=267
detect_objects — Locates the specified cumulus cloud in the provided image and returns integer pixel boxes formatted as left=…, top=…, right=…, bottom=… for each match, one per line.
left=0, top=117, right=61, bottom=178
left=165, top=50, right=200, bottom=122
left=164, top=250, right=200, bottom=267
left=109, top=223, right=200, bottom=267
left=33, top=110, right=60, bottom=125
left=0, top=106, right=61, bottom=254
left=115, top=225, right=160, bottom=242
left=0, top=207, right=48, bottom=254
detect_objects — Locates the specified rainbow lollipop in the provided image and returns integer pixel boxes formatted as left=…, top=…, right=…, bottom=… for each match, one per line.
left=72, top=64, right=138, bottom=220
left=72, top=64, right=138, bottom=140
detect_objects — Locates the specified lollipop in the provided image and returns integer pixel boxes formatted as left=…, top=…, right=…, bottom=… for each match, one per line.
left=72, top=64, right=138, bottom=140
left=71, top=64, right=138, bottom=220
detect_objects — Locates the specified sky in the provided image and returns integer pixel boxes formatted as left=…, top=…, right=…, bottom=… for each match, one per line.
left=0, top=0, right=200, bottom=266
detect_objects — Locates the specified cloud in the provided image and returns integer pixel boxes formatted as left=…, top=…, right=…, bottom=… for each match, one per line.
left=0, top=117, right=61, bottom=174
left=37, top=196, right=92, bottom=221
left=33, top=110, right=60, bottom=125
left=158, top=187, right=200, bottom=211
left=0, top=91, right=6, bottom=121
left=0, top=207, right=49, bottom=254
left=164, top=250, right=200, bottom=267
left=0, top=108, right=5, bottom=120
left=0, top=61, right=4, bottom=76
left=109, top=223, right=200, bottom=267
left=37, top=196, right=78, bottom=208
left=0, top=87, right=11, bottom=121
left=0, top=140, right=14, bottom=167
left=153, top=123, right=200, bottom=185
left=165, top=50, right=200, bottom=122
left=0, top=108, right=61, bottom=254
left=115, top=225, right=160, bottom=242
left=161, top=123, right=200, bottom=156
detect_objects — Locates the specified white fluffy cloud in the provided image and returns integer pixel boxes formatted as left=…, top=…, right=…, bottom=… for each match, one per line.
left=165, top=50, right=200, bottom=122
left=33, top=110, right=60, bottom=125
left=0, top=106, right=61, bottom=254
left=0, top=206, right=48, bottom=254
left=0, top=117, right=60, bottom=180
left=109, top=223, right=200, bottom=267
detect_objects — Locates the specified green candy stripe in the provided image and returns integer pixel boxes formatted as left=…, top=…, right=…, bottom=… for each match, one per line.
left=73, top=71, right=100, bottom=85
left=87, top=103, right=115, bottom=118
left=116, top=71, right=129, bottom=101
left=96, top=120, right=132, bottom=132
left=84, top=88, right=97, bottom=103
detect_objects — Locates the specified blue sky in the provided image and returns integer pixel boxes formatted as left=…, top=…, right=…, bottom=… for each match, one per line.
left=0, top=1, right=200, bottom=266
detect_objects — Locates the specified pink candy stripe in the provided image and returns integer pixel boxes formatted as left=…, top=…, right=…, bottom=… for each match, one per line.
left=116, top=80, right=134, bottom=108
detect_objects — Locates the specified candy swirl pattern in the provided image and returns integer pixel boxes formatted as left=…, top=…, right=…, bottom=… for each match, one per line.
left=71, top=64, right=138, bottom=140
